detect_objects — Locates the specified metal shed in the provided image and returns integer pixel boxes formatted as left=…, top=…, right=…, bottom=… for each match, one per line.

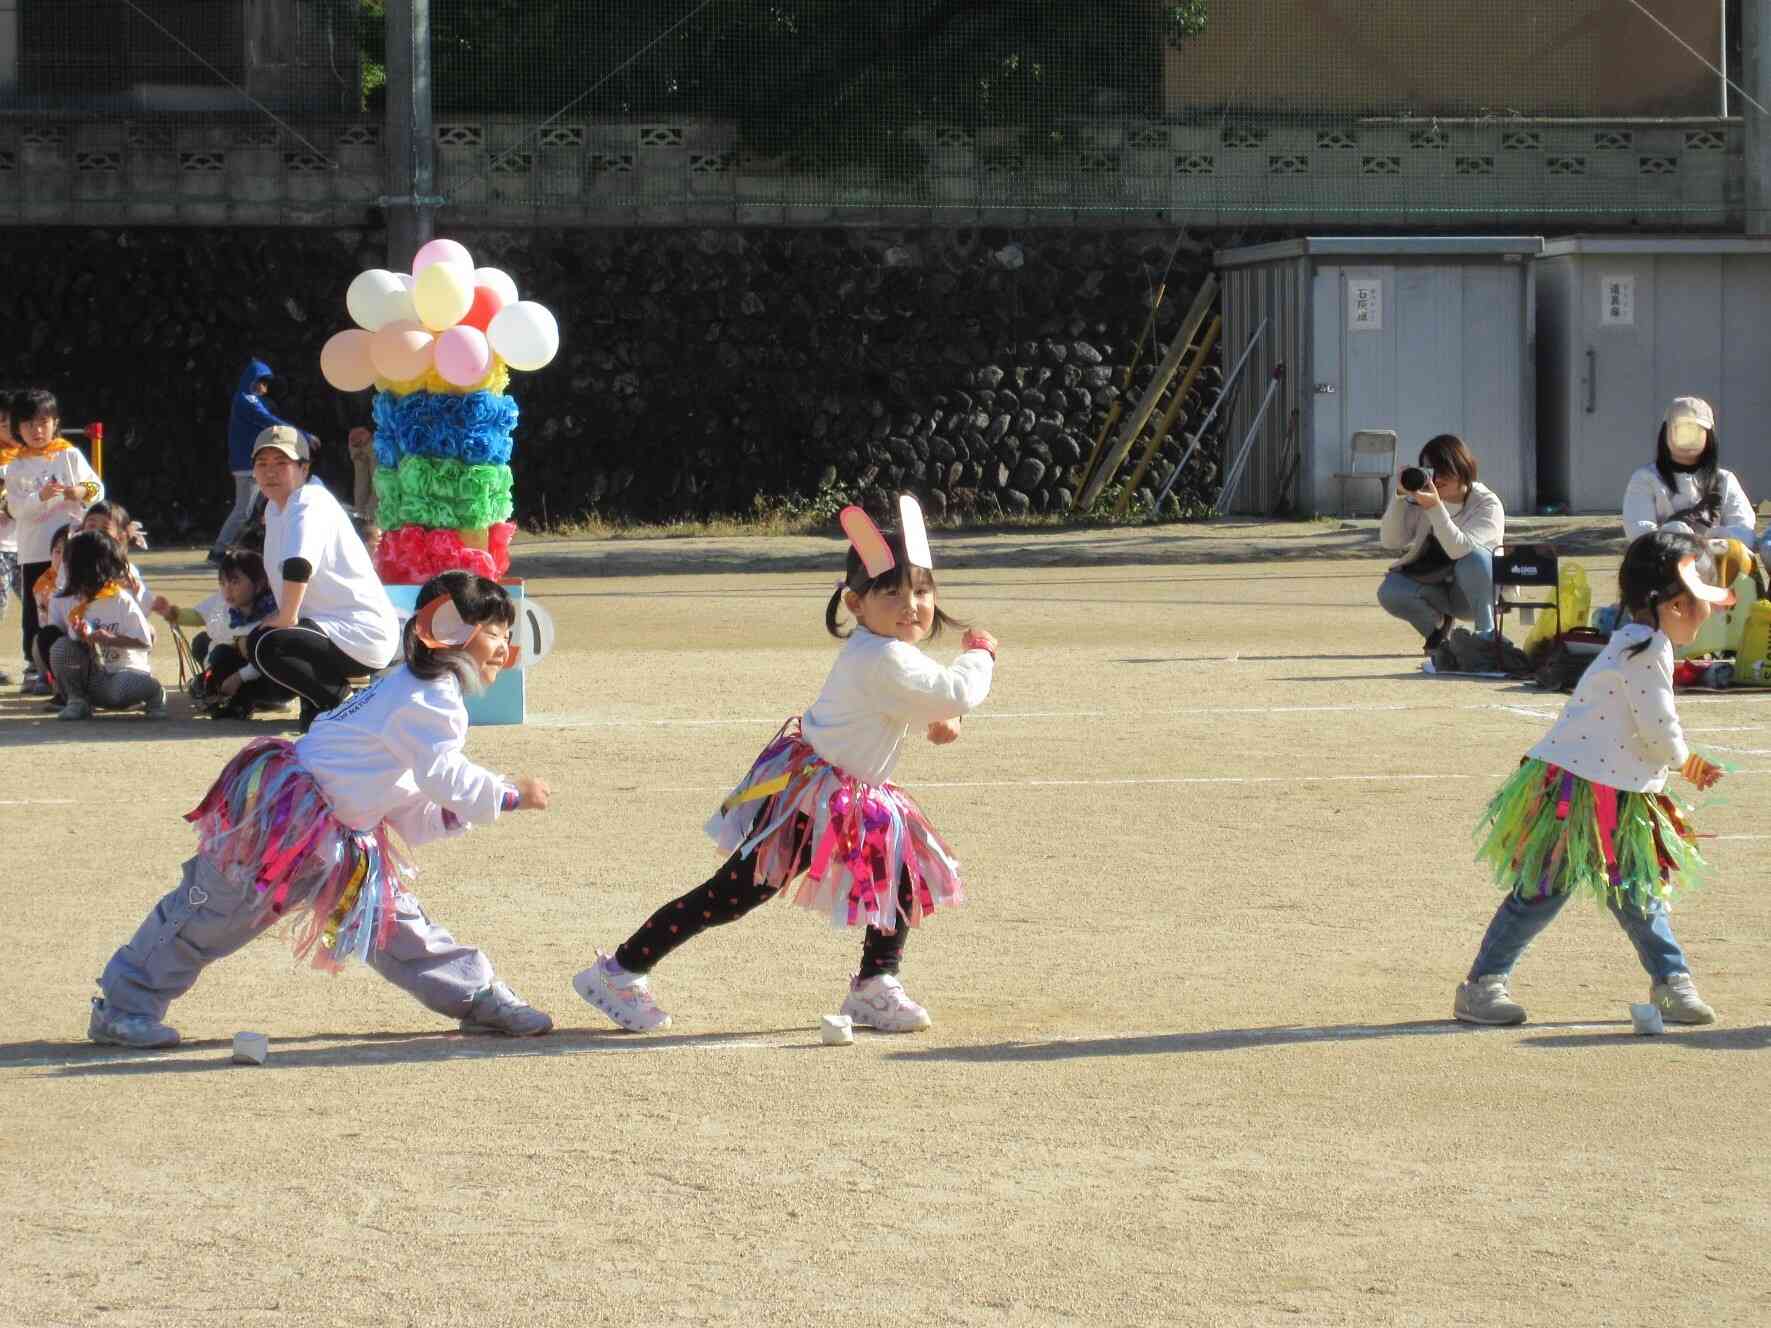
left=1214, top=237, right=1540, bottom=516
left=1536, top=237, right=1771, bottom=514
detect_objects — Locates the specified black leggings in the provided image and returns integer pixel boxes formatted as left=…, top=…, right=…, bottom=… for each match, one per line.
left=615, top=811, right=913, bottom=981
left=204, top=641, right=294, bottom=710
left=19, top=560, right=48, bottom=667
left=248, top=620, right=366, bottom=723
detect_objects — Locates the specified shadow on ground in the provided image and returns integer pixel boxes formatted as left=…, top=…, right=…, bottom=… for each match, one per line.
left=1522, top=1024, right=1771, bottom=1051
left=884, top=1018, right=1617, bottom=1063
left=11, top=1026, right=810, bottom=1076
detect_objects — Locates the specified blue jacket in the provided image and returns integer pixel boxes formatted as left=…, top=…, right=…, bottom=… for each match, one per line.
left=226, top=359, right=295, bottom=471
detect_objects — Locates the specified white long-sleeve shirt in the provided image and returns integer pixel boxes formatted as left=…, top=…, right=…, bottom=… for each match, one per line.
left=799, top=627, right=995, bottom=785
left=295, top=664, right=514, bottom=844
left=1378, top=481, right=1504, bottom=572
left=1527, top=623, right=1686, bottom=793
left=1621, top=464, right=1756, bottom=546
left=2, top=444, right=102, bottom=563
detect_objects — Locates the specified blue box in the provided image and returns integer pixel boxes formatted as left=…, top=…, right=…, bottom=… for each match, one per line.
left=384, top=582, right=527, bottom=726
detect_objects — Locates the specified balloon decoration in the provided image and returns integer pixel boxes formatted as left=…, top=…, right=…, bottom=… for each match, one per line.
left=317, top=238, right=562, bottom=589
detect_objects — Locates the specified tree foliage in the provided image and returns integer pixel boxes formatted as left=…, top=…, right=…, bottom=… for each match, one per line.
left=360, top=1, right=1208, bottom=168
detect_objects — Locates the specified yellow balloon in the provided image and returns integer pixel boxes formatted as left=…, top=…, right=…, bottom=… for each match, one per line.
left=413, top=262, right=474, bottom=332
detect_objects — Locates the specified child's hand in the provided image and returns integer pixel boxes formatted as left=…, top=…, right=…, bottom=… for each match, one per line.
left=86, top=627, right=117, bottom=647
left=151, top=595, right=173, bottom=620
left=927, top=717, right=963, bottom=745
left=1681, top=752, right=1724, bottom=790
left=962, top=627, right=998, bottom=657
left=513, top=775, right=551, bottom=811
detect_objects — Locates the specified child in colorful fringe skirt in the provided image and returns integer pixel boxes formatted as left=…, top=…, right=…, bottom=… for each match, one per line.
left=88, top=571, right=555, bottom=1049
left=1454, top=530, right=1731, bottom=1027
left=575, top=495, right=996, bottom=1034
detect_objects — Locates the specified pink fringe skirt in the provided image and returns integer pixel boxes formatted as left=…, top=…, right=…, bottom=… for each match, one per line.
left=184, top=738, right=416, bottom=970
left=704, top=719, right=965, bottom=931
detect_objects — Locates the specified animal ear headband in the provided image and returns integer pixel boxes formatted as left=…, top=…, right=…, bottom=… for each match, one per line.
left=1677, top=549, right=1736, bottom=606
left=838, top=495, right=932, bottom=581
left=413, top=592, right=522, bottom=668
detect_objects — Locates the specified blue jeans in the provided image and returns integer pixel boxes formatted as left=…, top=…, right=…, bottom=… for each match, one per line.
left=1377, top=544, right=1495, bottom=639
left=1467, top=889, right=1689, bottom=983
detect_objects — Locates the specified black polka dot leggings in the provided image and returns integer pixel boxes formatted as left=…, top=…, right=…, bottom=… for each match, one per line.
left=614, top=808, right=913, bottom=981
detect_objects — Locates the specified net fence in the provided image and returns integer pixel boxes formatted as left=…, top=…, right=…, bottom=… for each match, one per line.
left=0, top=0, right=1747, bottom=225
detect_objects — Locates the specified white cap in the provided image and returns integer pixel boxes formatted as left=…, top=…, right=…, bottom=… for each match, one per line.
left=1664, top=396, right=1715, bottom=433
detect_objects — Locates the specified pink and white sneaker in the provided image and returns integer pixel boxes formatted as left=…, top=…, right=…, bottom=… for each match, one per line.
left=573, top=952, right=672, bottom=1032
left=841, top=974, right=932, bottom=1033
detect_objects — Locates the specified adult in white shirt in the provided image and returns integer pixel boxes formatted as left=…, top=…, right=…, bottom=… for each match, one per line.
left=1377, top=433, right=1506, bottom=652
left=1621, top=396, right=1757, bottom=548
left=247, top=426, right=399, bottom=731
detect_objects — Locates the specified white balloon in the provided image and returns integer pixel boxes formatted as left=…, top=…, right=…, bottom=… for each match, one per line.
left=474, top=266, right=520, bottom=306
left=345, top=269, right=407, bottom=332
left=487, top=301, right=560, bottom=372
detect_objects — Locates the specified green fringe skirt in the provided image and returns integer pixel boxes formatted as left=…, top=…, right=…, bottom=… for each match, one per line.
left=1474, top=758, right=1706, bottom=911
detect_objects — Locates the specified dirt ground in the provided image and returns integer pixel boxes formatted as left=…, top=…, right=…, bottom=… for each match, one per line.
left=4, top=523, right=1768, bottom=1328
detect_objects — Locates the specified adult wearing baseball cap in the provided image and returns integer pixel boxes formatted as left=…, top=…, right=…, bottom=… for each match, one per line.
left=247, top=426, right=398, bottom=731
left=1622, top=396, right=1758, bottom=547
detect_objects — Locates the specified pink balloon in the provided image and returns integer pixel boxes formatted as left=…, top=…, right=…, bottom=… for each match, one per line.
left=434, top=325, right=493, bottom=388
left=412, top=238, right=473, bottom=275
left=370, top=320, right=436, bottom=382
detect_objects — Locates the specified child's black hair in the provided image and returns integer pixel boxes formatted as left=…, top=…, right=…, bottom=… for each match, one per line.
left=14, top=387, right=58, bottom=429
left=83, top=499, right=129, bottom=535
left=48, top=523, right=71, bottom=556
left=56, top=529, right=129, bottom=601
left=404, top=569, right=516, bottom=689
left=825, top=524, right=966, bottom=640
left=216, top=547, right=268, bottom=588
left=1618, top=528, right=1708, bottom=657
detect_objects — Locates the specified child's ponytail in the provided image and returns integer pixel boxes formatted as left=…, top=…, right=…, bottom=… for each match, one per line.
left=825, top=584, right=851, bottom=640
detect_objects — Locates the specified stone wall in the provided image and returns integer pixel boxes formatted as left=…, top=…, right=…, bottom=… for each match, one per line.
left=2, top=225, right=1221, bottom=538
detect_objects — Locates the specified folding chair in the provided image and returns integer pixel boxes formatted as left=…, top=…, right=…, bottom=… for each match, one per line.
left=1334, top=429, right=1396, bottom=516
left=1493, top=543, right=1560, bottom=637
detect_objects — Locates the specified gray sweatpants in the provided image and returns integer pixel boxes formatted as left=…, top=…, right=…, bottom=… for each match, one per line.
left=50, top=637, right=164, bottom=711
left=99, top=854, right=497, bottom=1023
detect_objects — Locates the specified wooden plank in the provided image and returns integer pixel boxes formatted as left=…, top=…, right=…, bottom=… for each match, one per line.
left=1069, top=280, right=1168, bottom=512
left=1114, top=315, right=1220, bottom=516
left=1074, top=274, right=1217, bottom=512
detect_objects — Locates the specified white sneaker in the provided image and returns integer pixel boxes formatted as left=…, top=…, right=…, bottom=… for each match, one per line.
left=1454, top=974, right=1526, bottom=1025
left=841, top=974, right=932, bottom=1032
left=1650, top=972, right=1716, bottom=1025
left=573, top=951, right=672, bottom=1032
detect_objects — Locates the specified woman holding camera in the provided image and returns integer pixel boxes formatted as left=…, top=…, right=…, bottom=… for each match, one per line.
left=1376, top=434, right=1505, bottom=652
left=1622, top=396, right=1756, bottom=548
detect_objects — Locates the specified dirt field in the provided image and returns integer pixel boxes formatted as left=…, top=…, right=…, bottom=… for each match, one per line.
left=4, top=524, right=1769, bottom=1328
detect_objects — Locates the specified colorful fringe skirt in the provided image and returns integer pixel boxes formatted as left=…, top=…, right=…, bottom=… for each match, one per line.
left=1475, top=758, right=1706, bottom=911
left=704, top=719, right=964, bottom=931
left=184, top=738, right=416, bottom=970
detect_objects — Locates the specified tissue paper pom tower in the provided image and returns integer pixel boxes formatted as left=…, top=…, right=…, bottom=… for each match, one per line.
left=318, top=237, right=560, bottom=584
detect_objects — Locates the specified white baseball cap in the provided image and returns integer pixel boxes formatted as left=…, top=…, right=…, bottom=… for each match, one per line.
left=252, top=425, right=310, bottom=463
left=1664, top=396, right=1715, bottom=433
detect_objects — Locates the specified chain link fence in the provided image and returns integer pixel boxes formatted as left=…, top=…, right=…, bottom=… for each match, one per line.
left=0, top=0, right=1748, bottom=226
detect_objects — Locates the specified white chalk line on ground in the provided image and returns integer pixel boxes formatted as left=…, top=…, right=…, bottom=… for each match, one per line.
left=639, top=769, right=1771, bottom=794
left=533, top=698, right=1733, bottom=730
left=0, top=799, right=76, bottom=806
left=532, top=710, right=1107, bottom=728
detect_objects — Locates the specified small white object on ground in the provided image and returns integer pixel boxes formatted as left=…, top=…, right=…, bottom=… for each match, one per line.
left=1629, top=1003, right=1665, bottom=1036
left=819, top=1014, right=854, bottom=1046
left=232, top=1031, right=270, bottom=1064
